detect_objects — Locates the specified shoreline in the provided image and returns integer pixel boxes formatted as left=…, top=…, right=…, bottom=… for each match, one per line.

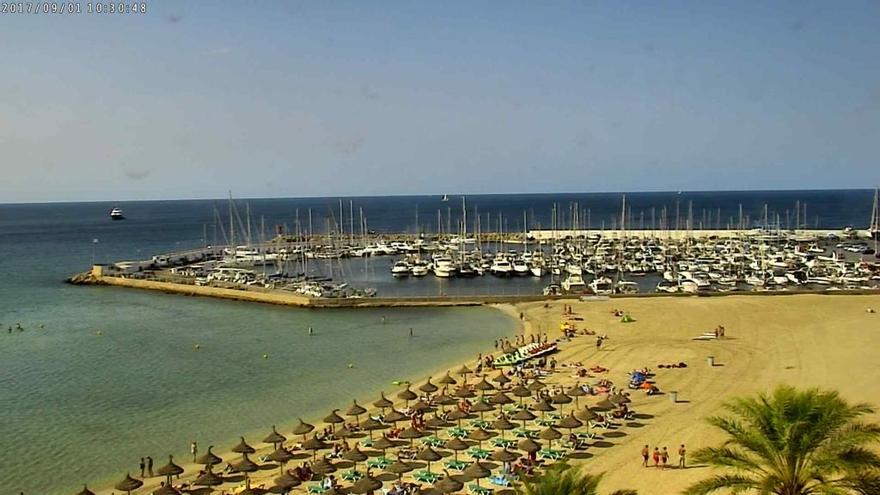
left=91, top=305, right=525, bottom=495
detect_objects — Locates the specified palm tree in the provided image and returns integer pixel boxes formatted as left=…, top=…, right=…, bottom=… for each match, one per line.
left=686, top=385, right=880, bottom=495
left=517, top=463, right=637, bottom=495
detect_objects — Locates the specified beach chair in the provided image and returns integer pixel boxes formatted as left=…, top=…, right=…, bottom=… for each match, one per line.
left=490, top=474, right=512, bottom=487
left=341, top=469, right=364, bottom=482
left=444, top=459, right=469, bottom=471
left=414, top=470, right=441, bottom=483
left=468, top=483, right=494, bottom=495
left=307, top=483, right=326, bottom=494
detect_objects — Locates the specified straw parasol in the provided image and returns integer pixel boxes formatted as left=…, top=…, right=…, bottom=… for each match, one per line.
left=273, top=471, right=302, bottom=491
left=233, top=436, right=257, bottom=454
left=489, top=391, right=514, bottom=406
left=434, top=471, right=464, bottom=494
left=456, top=364, right=472, bottom=378
left=527, top=380, right=546, bottom=392
left=154, top=485, right=182, bottom=495
left=398, top=386, right=418, bottom=406
left=567, top=384, right=588, bottom=408
left=426, top=414, right=452, bottom=430
left=510, top=383, right=532, bottom=403
left=444, top=437, right=469, bottom=462
left=343, top=444, right=369, bottom=473
left=551, top=391, right=573, bottom=407
left=473, top=377, right=495, bottom=393
left=75, top=486, right=96, bottom=495
left=263, top=425, right=288, bottom=448
left=311, top=456, right=337, bottom=475
left=491, top=414, right=515, bottom=439
left=438, top=372, right=457, bottom=386
left=469, top=400, right=494, bottom=420
left=557, top=412, right=584, bottom=433
left=350, top=472, right=383, bottom=494
left=454, top=386, right=475, bottom=399
left=233, top=453, right=260, bottom=480
left=302, top=433, right=330, bottom=460
left=333, top=425, right=354, bottom=440
left=360, top=416, right=385, bottom=440
left=114, top=473, right=143, bottom=494
left=492, top=371, right=511, bottom=385
left=346, top=400, right=368, bottom=424
left=196, top=445, right=223, bottom=467
left=532, top=400, right=556, bottom=421
left=594, top=398, right=615, bottom=411
left=462, top=461, right=491, bottom=487
left=490, top=449, right=518, bottom=463
left=157, top=455, right=184, bottom=484
left=466, top=427, right=493, bottom=450
left=417, top=446, right=442, bottom=473
left=398, top=426, right=424, bottom=447
left=194, top=467, right=224, bottom=489
left=575, top=407, right=600, bottom=422
left=434, top=392, right=457, bottom=408
left=383, top=408, right=408, bottom=424
left=386, top=458, right=414, bottom=480
left=610, top=393, right=631, bottom=406
left=268, top=446, right=295, bottom=474
left=324, top=409, right=345, bottom=432
left=446, top=408, right=469, bottom=427
left=372, top=434, right=396, bottom=456
left=510, top=408, right=536, bottom=428
left=539, top=426, right=563, bottom=449
left=240, top=481, right=268, bottom=495
left=420, top=377, right=439, bottom=394
left=373, top=392, right=394, bottom=411
left=517, top=437, right=541, bottom=454
left=410, top=399, right=432, bottom=412
left=292, top=418, right=315, bottom=441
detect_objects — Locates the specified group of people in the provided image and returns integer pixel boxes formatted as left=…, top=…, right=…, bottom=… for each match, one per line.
left=641, top=444, right=686, bottom=469
left=138, top=456, right=154, bottom=478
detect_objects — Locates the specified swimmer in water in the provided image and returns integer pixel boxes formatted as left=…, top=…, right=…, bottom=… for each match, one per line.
left=409, top=327, right=413, bottom=337
left=309, top=327, right=314, bottom=335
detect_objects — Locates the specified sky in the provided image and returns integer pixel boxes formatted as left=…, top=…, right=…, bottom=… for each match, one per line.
left=1, top=1, right=879, bottom=203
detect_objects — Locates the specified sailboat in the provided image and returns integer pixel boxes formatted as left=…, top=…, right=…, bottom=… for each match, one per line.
left=441, top=194, right=449, bottom=202
left=870, top=187, right=879, bottom=241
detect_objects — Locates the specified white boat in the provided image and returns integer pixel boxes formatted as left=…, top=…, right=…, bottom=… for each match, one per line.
left=110, top=207, right=125, bottom=220
left=391, top=260, right=411, bottom=277
left=561, top=273, right=586, bottom=293
left=490, top=256, right=513, bottom=276
left=411, top=260, right=430, bottom=277
left=433, top=256, right=456, bottom=278
left=512, top=258, right=530, bottom=276
left=589, top=276, right=614, bottom=295
left=615, top=280, right=640, bottom=294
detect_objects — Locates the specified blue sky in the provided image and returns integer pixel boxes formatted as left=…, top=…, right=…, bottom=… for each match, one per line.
left=1, top=1, right=879, bottom=202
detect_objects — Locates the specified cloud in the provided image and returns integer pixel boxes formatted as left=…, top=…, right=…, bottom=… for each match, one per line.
left=123, top=168, right=151, bottom=180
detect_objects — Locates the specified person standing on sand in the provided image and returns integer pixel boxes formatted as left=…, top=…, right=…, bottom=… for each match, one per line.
left=661, top=447, right=669, bottom=468
left=641, top=445, right=649, bottom=467
left=140, top=457, right=145, bottom=477
left=652, top=447, right=660, bottom=467
left=147, top=456, right=154, bottom=477
left=191, top=441, right=198, bottom=463
left=596, top=336, right=603, bottom=351
left=678, top=444, right=686, bottom=468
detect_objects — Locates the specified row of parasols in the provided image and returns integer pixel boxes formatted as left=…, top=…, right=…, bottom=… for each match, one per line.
left=75, top=365, right=632, bottom=495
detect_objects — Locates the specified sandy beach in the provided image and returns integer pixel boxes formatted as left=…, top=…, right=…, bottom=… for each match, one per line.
left=92, top=293, right=880, bottom=494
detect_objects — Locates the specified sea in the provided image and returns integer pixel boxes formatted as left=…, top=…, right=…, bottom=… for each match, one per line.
left=0, top=189, right=875, bottom=494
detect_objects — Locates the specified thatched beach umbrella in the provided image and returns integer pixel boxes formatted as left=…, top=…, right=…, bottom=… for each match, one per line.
left=444, top=437, right=469, bottom=462
left=196, top=445, right=223, bottom=467
left=492, top=371, right=511, bottom=385
left=384, top=408, right=408, bottom=424
left=154, top=484, right=182, bottom=495
left=233, top=453, right=260, bottom=480
left=350, top=472, right=382, bottom=494
left=324, top=409, right=345, bottom=432
left=373, top=392, right=394, bottom=411
left=456, top=365, right=472, bottom=382
left=517, top=437, right=541, bottom=454
left=273, top=471, right=302, bottom=491
left=292, top=418, right=315, bottom=441
left=75, top=486, right=96, bottom=495
left=466, top=427, right=493, bottom=450
left=240, top=481, right=268, bottom=495
left=194, top=467, right=224, bottom=490
left=420, top=377, right=439, bottom=394
left=490, top=448, right=518, bottom=463
left=416, top=446, right=442, bottom=473
left=510, top=408, right=536, bottom=428
left=343, top=444, right=369, bottom=473
left=469, top=400, right=494, bottom=421
left=462, top=461, right=491, bottom=487
left=302, top=433, right=330, bottom=460
left=434, top=392, right=457, bottom=409
left=438, top=372, right=457, bottom=386
left=333, top=425, right=354, bottom=440
left=492, top=414, right=516, bottom=439
left=473, top=377, right=495, bottom=396
left=233, top=436, right=257, bottom=454
left=312, top=456, right=337, bottom=475
left=360, top=416, right=385, bottom=440
left=114, top=473, right=143, bottom=495
left=426, top=414, right=452, bottom=430
left=533, top=399, right=556, bottom=421
left=157, top=455, right=184, bottom=484
left=372, top=434, right=396, bottom=456
left=446, top=408, right=469, bottom=427
left=346, top=400, right=368, bottom=424
left=489, top=391, right=514, bottom=406
left=567, top=384, right=587, bottom=408
left=397, top=386, right=418, bottom=407
left=454, top=386, right=475, bottom=399
left=263, top=425, right=287, bottom=448
left=398, top=426, right=424, bottom=447
left=539, top=426, right=563, bottom=450
left=557, top=412, right=584, bottom=435
left=510, top=383, right=532, bottom=404
left=410, top=399, right=432, bottom=413
left=594, top=398, right=615, bottom=411
left=575, top=407, right=600, bottom=422
left=527, top=380, right=546, bottom=392
left=268, top=446, right=295, bottom=474
left=385, top=459, right=414, bottom=481
left=434, top=471, right=464, bottom=494
left=610, top=393, right=631, bottom=406
left=551, top=391, right=573, bottom=407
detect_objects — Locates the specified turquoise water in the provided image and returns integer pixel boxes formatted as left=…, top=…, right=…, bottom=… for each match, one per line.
left=0, top=286, right=513, bottom=494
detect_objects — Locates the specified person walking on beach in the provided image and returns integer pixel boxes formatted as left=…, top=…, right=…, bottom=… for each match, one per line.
left=139, top=457, right=145, bottom=477
left=147, top=456, right=154, bottom=477
left=191, top=441, right=198, bottom=463
left=596, top=335, right=603, bottom=351
left=678, top=444, right=686, bottom=468
left=661, top=447, right=669, bottom=468
left=652, top=447, right=660, bottom=467
left=641, top=445, right=650, bottom=467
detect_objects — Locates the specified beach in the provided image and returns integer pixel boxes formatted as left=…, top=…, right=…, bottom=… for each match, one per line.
left=86, top=293, right=880, bottom=494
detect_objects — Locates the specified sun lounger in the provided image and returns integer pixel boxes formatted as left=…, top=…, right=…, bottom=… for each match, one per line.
left=414, top=470, right=441, bottom=483
left=308, top=484, right=326, bottom=494
left=444, top=459, right=469, bottom=471
left=491, top=437, right=516, bottom=448
left=490, top=474, right=513, bottom=487
left=366, top=456, right=392, bottom=469
left=341, top=469, right=364, bottom=482
left=468, top=483, right=493, bottom=495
